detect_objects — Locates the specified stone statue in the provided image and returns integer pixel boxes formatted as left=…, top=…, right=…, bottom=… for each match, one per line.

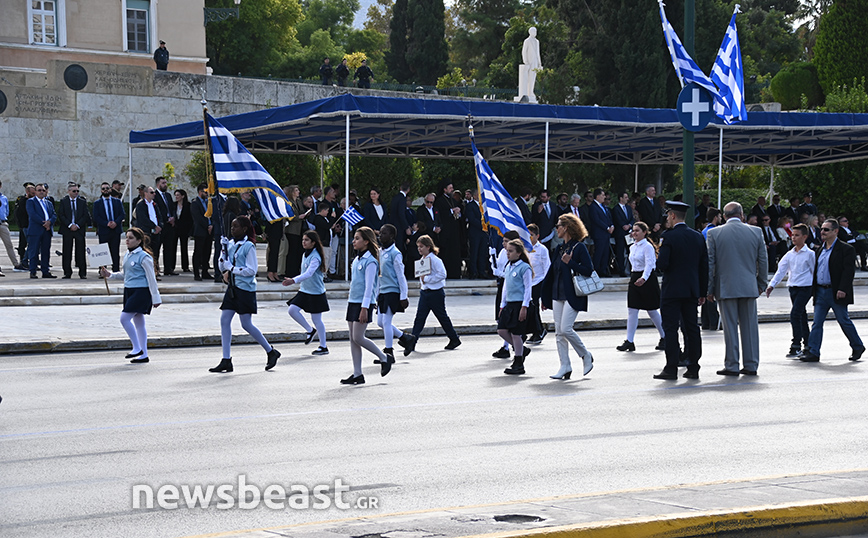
left=516, top=27, right=542, bottom=103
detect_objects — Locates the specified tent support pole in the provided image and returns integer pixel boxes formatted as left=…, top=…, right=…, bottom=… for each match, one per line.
left=128, top=146, right=133, bottom=220
left=345, top=114, right=350, bottom=282
left=320, top=154, right=325, bottom=191
left=769, top=161, right=776, bottom=199
left=543, top=122, right=549, bottom=190
left=717, top=127, right=724, bottom=210
left=634, top=163, right=639, bottom=193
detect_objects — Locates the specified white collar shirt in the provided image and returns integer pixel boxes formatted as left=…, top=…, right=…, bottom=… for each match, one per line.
left=768, top=244, right=815, bottom=288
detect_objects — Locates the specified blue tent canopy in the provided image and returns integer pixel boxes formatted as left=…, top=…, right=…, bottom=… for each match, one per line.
left=129, top=94, right=868, bottom=168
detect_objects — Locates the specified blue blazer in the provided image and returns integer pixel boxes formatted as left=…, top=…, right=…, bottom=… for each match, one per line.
left=541, top=239, right=594, bottom=312
left=590, top=202, right=613, bottom=239
left=93, top=197, right=126, bottom=237
left=26, top=196, right=56, bottom=236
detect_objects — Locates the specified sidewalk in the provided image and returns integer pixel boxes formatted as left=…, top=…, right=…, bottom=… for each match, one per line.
left=180, top=470, right=868, bottom=538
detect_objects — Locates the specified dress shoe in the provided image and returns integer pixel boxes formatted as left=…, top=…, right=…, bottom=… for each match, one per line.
left=323, top=276, right=333, bottom=283
left=265, top=347, right=281, bottom=371
left=582, top=353, right=594, bottom=375
left=655, top=338, right=666, bottom=351
left=194, top=275, right=203, bottom=281
left=653, top=371, right=677, bottom=380
left=683, top=370, right=699, bottom=379
left=311, top=346, right=329, bottom=355
left=616, top=340, right=635, bottom=352
left=201, top=272, right=213, bottom=280
left=304, top=328, right=317, bottom=345
left=209, top=358, right=233, bottom=373
left=374, top=347, right=393, bottom=364
left=504, top=356, right=525, bottom=375
left=13, top=265, right=26, bottom=272
left=799, top=351, right=820, bottom=362
left=549, top=370, right=572, bottom=380
left=42, top=273, right=56, bottom=279
left=380, top=351, right=395, bottom=376
left=739, top=368, right=758, bottom=376
left=397, top=332, right=413, bottom=349
left=522, top=346, right=532, bottom=358
left=445, top=339, right=462, bottom=350
left=340, top=374, right=365, bottom=385
left=130, top=357, right=150, bottom=364
left=402, top=334, right=417, bottom=356
left=79, top=275, right=87, bottom=279
left=62, top=275, right=72, bottom=279
left=125, top=350, right=144, bottom=359
left=716, top=369, right=740, bottom=376
left=30, top=274, right=38, bottom=279
left=165, top=271, right=179, bottom=276
left=527, top=334, right=543, bottom=345
left=849, top=347, right=865, bottom=361
left=492, top=347, right=511, bottom=359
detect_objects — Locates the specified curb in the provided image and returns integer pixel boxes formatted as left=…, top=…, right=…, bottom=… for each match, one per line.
left=455, top=497, right=868, bottom=538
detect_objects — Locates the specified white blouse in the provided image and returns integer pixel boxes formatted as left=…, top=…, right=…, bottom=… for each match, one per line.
left=628, top=238, right=657, bottom=281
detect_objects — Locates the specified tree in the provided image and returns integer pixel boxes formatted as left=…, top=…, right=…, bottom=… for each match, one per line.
left=449, top=0, right=521, bottom=82
left=405, top=0, right=449, bottom=85
left=770, top=61, right=824, bottom=109
left=275, top=29, right=344, bottom=80
left=364, top=0, right=393, bottom=35
left=295, top=0, right=361, bottom=47
left=813, top=0, right=868, bottom=94
left=206, top=0, right=304, bottom=76
left=387, top=0, right=412, bottom=82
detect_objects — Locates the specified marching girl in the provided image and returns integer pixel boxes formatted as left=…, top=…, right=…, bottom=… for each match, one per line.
left=616, top=221, right=665, bottom=352
left=499, top=239, right=534, bottom=375
left=101, top=227, right=161, bottom=364
left=376, top=224, right=415, bottom=358
left=402, top=234, right=461, bottom=356
left=283, top=230, right=330, bottom=355
left=491, top=230, right=522, bottom=358
left=208, top=216, right=281, bottom=373
left=343, top=226, right=392, bottom=385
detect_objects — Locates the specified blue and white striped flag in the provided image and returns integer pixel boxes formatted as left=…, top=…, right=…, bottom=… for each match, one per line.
left=341, top=205, right=364, bottom=227
left=470, top=137, right=532, bottom=249
left=711, top=6, right=747, bottom=124
left=658, top=0, right=721, bottom=101
left=207, top=114, right=293, bottom=223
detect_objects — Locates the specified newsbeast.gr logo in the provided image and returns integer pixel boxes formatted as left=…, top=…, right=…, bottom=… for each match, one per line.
left=132, top=477, right=379, bottom=510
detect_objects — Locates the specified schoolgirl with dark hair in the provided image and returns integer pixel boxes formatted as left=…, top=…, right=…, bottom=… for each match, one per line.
left=499, top=239, right=534, bottom=375
left=283, top=230, right=330, bottom=355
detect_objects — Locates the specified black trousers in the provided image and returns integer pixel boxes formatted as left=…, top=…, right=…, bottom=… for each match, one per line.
left=468, top=230, right=489, bottom=278
left=265, top=221, right=283, bottom=273
left=147, top=232, right=162, bottom=271
left=18, top=229, right=28, bottom=266
left=193, top=235, right=212, bottom=277
left=661, top=297, right=702, bottom=374
left=527, top=282, right=544, bottom=336
left=61, top=230, right=87, bottom=277
left=613, top=236, right=628, bottom=275
left=162, top=224, right=177, bottom=273
left=98, top=232, right=122, bottom=271
left=411, top=288, right=459, bottom=341
left=172, top=231, right=190, bottom=271
left=284, top=232, right=303, bottom=278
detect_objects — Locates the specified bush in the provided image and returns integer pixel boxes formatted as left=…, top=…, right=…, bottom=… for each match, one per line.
left=770, top=62, right=824, bottom=110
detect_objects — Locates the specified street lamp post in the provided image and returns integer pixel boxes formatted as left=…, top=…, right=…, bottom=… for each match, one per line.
left=204, top=0, right=241, bottom=26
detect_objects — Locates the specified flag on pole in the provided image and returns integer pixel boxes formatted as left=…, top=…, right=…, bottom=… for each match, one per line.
left=470, top=134, right=532, bottom=249
left=711, top=5, right=747, bottom=124
left=658, top=0, right=721, bottom=101
left=206, top=114, right=294, bottom=223
left=341, top=205, right=364, bottom=227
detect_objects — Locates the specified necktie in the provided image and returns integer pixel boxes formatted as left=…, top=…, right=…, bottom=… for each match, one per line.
left=573, top=207, right=579, bottom=216
left=107, top=198, right=114, bottom=223
left=545, top=203, right=550, bottom=217
left=71, top=199, right=76, bottom=226
left=41, top=199, right=49, bottom=220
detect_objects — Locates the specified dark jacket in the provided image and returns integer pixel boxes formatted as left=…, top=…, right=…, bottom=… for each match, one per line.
left=57, top=195, right=92, bottom=233
left=362, top=202, right=387, bottom=231
left=175, top=200, right=193, bottom=237
left=612, top=202, right=634, bottom=240
left=190, top=196, right=212, bottom=238
left=26, top=196, right=57, bottom=236
left=389, top=191, right=410, bottom=242
left=134, top=200, right=164, bottom=235
left=541, top=239, right=593, bottom=312
left=416, top=204, right=441, bottom=239
left=93, top=196, right=125, bottom=237
left=813, top=239, right=856, bottom=305
left=531, top=200, right=556, bottom=241
left=657, top=222, right=708, bottom=299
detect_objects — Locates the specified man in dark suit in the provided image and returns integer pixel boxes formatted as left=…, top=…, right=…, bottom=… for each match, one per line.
left=589, top=188, right=614, bottom=276
left=837, top=216, right=867, bottom=271
left=389, top=182, right=412, bottom=253
left=749, top=196, right=767, bottom=221
left=531, top=189, right=556, bottom=248
left=417, top=193, right=441, bottom=243
left=514, top=188, right=533, bottom=226
left=93, top=182, right=125, bottom=272
left=759, top=214, right=783, bottom=271
left=767, top=194, right=785, bottom=228
left=654, top=201, right=708, bottom=380
left=154, top=176, right=178, bottom=275
left=800, top=218, right=865, bottom=363
left=57, top=182, right=91, bottom=279
left=134, top=186, right=164, bottom=259
left=25, top=183, right=57, bottom=278
left=190, top=184, right=213, bottom=281
left=465, top=188, right=489, bottom=279
left=637, top=184, right=664, bottom=239
left=434, top=180, right=462, bottom=279
left=611, top=191, right=634, bottom=276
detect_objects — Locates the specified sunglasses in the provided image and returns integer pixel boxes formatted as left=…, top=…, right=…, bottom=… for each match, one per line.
left=71, top=189, right=79, bottom=193
left=36, top=189, right=46, bottom=192
left=821, top=228, right=832, bottom=232
left=424, top=200, right=434, bottom=204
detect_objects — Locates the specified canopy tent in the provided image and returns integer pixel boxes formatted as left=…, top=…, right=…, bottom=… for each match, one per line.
left=130, top=94, right=868, bottom=168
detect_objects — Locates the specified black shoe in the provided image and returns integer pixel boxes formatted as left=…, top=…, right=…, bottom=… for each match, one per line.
left=323, top=276, right=333, bottom=283
left=130, top=357, right=150, bottom=364
left=194, top=275, right=203, bottom=281
left=492, top=347, right=511, bottom=359
left=653, top=371, right=677, bottom=380
left=165, top=271, right=179, bottom=276
left=445, top=339, right=461, bottom=350
left=786, top=347, right=801, bottom=357
left=340, top=374, right=365, bottom=385
left=79, top=275, right=87, bottom=279
left=522, top=346, right=532, bottom=358
left=403, top=334, right=417, bottom=356
left=380, top=350, right=395, bottom=376
left=125, top=350, right=144, bottom=359
left=201, top=272, right=213, bottom=280
left=799, top=351, right=820, bottom=362
left=527, top=334, right=543, bottom=345
left=209, top=358, right=233, bottom=373
left=739, top=368, right=758, bottom=376
left=304, top=328, right=317, bottom=345
left=62, top=275, right=72, bottom=279
left=265, top=347, right=281, bottom=370
left=311, top=346, right=329, bottom=355
left=397, top=333, right=412, bottom=349
left=849, top=347, right=865, bottom=361
left=30, top=274, right=38, bottom=279
left=213, top=277, right=223, bottom=283
left=683, top=370, right=699, bottom=379
left=717, top=369, right=740, bottom=376
left=374, top=347, right=392, bottom=364
left=655, top=338, right=666, bottom=351
left=504, top=357, right=525, bottom=375
left=616, top=340, right=635, bottom=352
left=42, top=273, right=56, bottom=279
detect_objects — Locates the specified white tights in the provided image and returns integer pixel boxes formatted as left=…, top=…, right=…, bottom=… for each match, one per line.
left=626, top=308, right=665, bottom=342
left=221, top=310, right=271, bottom=358
left=120, top=312, right=148, bottom=357
left=287, top=305, right=327, bottom=348
left=377, top=308, right=404, bottom=348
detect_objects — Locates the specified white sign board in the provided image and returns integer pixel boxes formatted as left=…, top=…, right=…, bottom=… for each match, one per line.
left=87, top=243, right=112, bottom=267
left=414, top=257, right=432, bottom=278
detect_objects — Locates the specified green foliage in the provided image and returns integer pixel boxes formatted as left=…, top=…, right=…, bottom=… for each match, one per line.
left=770, top=62, right=824, bottom=110
left=776, top=160, right=868, bottom=229
left=364, top=0, right=393, bottom=34
left=448, top=0, right=522, bottom=83
left=436, top=67, right=468, bottom=90
left=255, top=154, right=322, bottom=188
left=737, top=5, right=800, bottom=78
left=324, top=157, right=422, bottom=201
left=295, top=0, right=360, bottom=47
left=822, top=77, right=868, bottom=113
left=206, top=0, right=304, bottom=76
left=346, top=29, right=388, bottom=67
left=387, top=0, right=412, bottom=82
left=405, top=0, right=449, bottom=84
left=276, top=29, right=344, bottom=80
left=813, top=0, right=868, bottom=94
left=184, top=152, right=210, bottom=187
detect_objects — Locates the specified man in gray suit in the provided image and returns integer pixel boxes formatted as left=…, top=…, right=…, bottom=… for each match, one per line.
left=707, top=202, right=768, bottom=376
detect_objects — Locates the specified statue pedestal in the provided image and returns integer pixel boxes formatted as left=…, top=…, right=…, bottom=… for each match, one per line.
left=515, top=64, right=537, bottom=103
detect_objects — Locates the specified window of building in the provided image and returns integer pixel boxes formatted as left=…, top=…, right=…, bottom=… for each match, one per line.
left=126, top=0, right=151, bottom=53
left=30, top=0, right=57, bottom=45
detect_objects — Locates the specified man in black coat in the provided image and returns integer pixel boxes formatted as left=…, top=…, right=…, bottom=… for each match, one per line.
left=389, top=182, right=412, bottom=253
left=514, top=188, right=532, bottom=226
left=654, top=201, right=708, bottom=380
left=434, top=180, right=462, bottom=279
left=611, top=191, right=634, bottom=276
left=57, top=182, right=92, bottom=279
left=767, top=194, right=785, bottom=228
left=154, top=176, right=178, bottom=275
left=531, top=189, right=556, bottom=247
left=134, top=186, right=165, bottom=257
left=800, top=218, right=865, bottom=362
left=637, top=184, right=664, bottom=239
left=464, top=188, right=490, bottom=279
left=190, top=184, right=213, bottom=281
left=417, top=193, right=441, bottom=243
left=93, top=182, right=125, bottom=272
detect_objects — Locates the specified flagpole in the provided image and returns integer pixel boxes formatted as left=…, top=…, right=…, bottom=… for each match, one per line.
left=717, top=126, right=723, bottom=209
left=682, top=0, right=696, bottom=228
left=344, top=113, right=350, bottom=281
left=543, top=122, right=549, bottom=190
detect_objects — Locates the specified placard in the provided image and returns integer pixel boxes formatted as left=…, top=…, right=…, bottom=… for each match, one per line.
left=87, top=243, right=112, bottom=267
left=414, top=257, right=432, bottom=278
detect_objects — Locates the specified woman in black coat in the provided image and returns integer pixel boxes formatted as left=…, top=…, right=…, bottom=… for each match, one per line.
left=541, top=213, right=595, bottom=380
left=173, top=189, right=193, bottom=272
left=362, top=187, right=388, bottom=233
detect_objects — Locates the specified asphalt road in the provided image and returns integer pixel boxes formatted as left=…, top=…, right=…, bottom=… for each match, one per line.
left=2, top=321, right=868, bottom=538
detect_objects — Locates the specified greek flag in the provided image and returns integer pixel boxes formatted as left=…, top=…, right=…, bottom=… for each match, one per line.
left=658, top=0, right=721, bottom=101
left=711, top=6, right=747, bottom=124
left=341, top=205, right=364, bottom=227
left=470, top=137, right=532, bottom=248
left=207, top=114, right=293, bottom=223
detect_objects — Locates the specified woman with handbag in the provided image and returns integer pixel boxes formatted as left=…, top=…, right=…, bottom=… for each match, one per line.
left=499, top=239, right=534, bottom=375
left=541, top=213, right=595, bottom=380
left=616, top=221, right=665, bottom=352
left=208, top=216, right=281, bottom=373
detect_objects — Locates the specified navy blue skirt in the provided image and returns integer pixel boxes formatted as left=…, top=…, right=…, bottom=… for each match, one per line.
left=220, top=287, right=257, bottom=315
left=346, top=302, right=376, bottom=323
left=377, top=292, right=405, bottom=314
left=289, top=291, right=330, bottom=313
left=497, top=301, right=528, bottom=334
left=123, top=287, right=153, bottom=314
